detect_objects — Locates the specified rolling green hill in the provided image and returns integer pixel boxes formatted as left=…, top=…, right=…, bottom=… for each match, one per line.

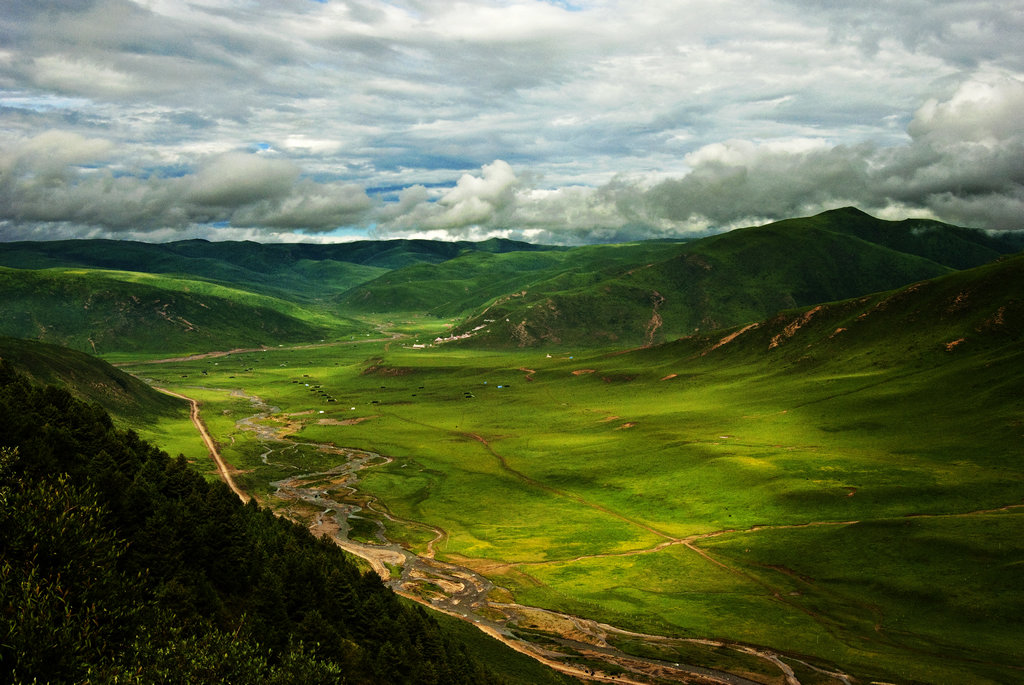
left=653, top=249, right=1024, bottom=370
left=0, top=267, right=370, bottom=356
left=0, top=335, right=185, bottom=422
left=0, top=236, right=554, bottom=303
left=0, top=336, right=206, bottom=461
left=337, top=248, right=579, bottom=315
left=440, top=208, right=1021, bottom=346
left=2, top=208, right=1016, bottom=352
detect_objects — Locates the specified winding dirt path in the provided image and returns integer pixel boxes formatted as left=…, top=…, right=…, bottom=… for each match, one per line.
left=154, top=387, right=250, bottom=503
left=115, top=334, right=403, bottom=367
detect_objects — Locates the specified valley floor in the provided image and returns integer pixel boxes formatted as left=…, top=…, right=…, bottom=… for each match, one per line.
left=121, top=332, right=1024, bottom=685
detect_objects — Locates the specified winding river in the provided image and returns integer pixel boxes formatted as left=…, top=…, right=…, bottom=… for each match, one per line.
left=191, top=388, right=852, bottom=685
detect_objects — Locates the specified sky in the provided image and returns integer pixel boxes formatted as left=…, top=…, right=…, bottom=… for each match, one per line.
left=1, top=0, right=1022, bottom=245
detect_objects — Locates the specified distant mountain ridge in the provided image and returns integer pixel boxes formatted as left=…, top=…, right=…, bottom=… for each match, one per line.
left=0, top=208, right=1019, bottom=352
left=438, top=208, right=1022, bottom=346
left=0, top=236, right=555, bottom=302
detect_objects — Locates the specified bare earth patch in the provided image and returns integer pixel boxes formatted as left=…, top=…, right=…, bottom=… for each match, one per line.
left=318, top=416, right=375, bottom=426
left=705, top=322, right=760, bottom=355
left=572, top=368, right=596, bottom=375
left=770, top=306, right=822, bottom=349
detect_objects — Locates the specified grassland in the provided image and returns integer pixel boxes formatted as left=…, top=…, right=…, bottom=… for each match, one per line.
left=10, top=212, right=1022, bottom=683
left=121, top=254, right=1024, bottom=684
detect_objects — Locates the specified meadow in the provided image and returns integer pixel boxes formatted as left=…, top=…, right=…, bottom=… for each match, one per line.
left=122, top=306, right=1024, bottom=684
left=8, top=213, right=1021, bottom=682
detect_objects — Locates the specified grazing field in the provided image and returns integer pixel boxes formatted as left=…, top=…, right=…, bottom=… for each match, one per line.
left=122, top=295, right=1024, bottom=684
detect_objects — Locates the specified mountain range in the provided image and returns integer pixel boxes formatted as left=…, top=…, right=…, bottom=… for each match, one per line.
left=1, top=207, right=1020, bottom=354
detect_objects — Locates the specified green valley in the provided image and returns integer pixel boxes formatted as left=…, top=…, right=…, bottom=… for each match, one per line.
left=3, top=208, right=1023, bottom=684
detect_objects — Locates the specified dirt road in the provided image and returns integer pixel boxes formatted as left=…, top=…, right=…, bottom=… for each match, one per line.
left=154, top=387, right=249, bottom=503
left=115, top=335, right=403, bottom=367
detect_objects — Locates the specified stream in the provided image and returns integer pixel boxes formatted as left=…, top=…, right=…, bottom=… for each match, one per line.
left=231, top=391, right=850, bottom=685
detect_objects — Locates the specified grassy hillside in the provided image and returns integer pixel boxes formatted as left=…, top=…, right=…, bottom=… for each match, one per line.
left=0, top=267, right=370, bottom=356
left=443, top=208, right=1021, bottom=347
left=124, top=251, right=1024, bottom=682
left=0, top=336, right=211, bottom=463
left=337, top=248, right=578, bottom=316
left=2, top=208, right=1015, bottom=352
left=0, top=335, right=183, bottom=420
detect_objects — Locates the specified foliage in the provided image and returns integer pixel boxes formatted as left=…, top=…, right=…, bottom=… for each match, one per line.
left=0, top=362, right=522, bottom=684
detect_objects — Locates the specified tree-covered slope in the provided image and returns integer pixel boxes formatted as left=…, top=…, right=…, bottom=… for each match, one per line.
left=0, top=364, right=571, bottom=685
left=0, top=267, right=369, bottom=355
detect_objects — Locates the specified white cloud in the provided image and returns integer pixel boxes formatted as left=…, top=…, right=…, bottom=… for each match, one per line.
left=1, top=130, right=113, bottom=175
left=30, top=55, right=142, bottom=96
left=439, top=160, right=518, bottom=209
left=909, top=75, right=1024, bottom=145
left=0, top=1, right=1021, bottom=242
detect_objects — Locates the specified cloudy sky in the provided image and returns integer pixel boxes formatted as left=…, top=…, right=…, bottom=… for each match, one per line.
left=1, top=0, right=1022, bottom=244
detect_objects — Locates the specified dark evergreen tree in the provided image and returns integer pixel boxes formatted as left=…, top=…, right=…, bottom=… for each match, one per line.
left=0, top=362, right=516, bottom=684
